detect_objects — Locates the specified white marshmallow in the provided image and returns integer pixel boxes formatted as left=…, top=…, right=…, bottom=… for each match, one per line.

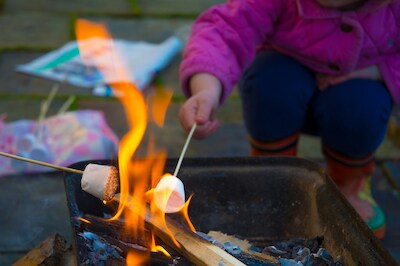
left=81, top=163, right=118, bottom=200
left=153, top=173, right=185, bottom=213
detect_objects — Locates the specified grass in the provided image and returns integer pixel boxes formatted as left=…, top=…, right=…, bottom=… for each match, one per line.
left=126, top=0, right=141, bottom=15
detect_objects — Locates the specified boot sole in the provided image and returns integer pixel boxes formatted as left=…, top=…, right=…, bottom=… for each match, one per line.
left=373, top=224, right=386, bottom=240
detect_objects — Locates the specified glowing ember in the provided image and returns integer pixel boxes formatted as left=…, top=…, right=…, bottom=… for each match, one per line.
left=75, top=18, right=195, bottom=263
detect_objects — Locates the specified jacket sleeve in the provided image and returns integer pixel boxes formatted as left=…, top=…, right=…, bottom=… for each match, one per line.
left=179, top=0, right=283, bottom=103
left=379, top=4, right=400, bottom=105
left=379, top=55, right=400, bottom=105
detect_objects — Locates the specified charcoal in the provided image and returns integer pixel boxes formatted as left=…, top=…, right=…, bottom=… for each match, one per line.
left=262, top=236, right=325, bottom=260
left=80, top=231, right=121, bottom=266
left=292, top=246, right=303, bottom=258
left=279, top=258, right=303, bottom=266
left=234, top=253, right=276, bottom=266
left=196, top=231, right=225, bottom=250
left=223, top=241, right=241, bottom=255
left=305, top=236, right=324, bottom=253
left=263, top=246, right=287, bottom=256
left=257, top=236, right=344, bottom=266
left=196, top=231, right=213, bottom=242
left=302, top=254, right=330, bottom=266
left=333, top=256, right=344, bottom=266
left=294, top=247, right=311, bottom=262
left=250, top=245, right=263, bottom=253
left=316, top=248, right=334, bottom=263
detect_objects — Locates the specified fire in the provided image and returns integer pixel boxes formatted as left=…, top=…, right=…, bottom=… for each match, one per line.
left=78, top=217, right=91, bottom=224
left=75, top=19, right=195, bottom=263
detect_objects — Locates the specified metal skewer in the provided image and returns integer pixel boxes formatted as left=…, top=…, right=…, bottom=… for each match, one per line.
left=0, top=151, right=84, bottom=174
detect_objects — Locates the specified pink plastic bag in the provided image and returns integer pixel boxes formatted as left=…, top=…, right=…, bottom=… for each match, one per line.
left=0, top=110, right=119, bottom=176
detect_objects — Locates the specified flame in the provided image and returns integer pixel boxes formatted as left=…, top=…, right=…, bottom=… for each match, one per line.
left=126, top=252, right=148, bottom=266
left=126, top=235, right=170, bottom=266
left=75, top=18, right=196, bottom=264
left=150, top=234, right=170, bottom=257
left=148, top=87, right=173, bottom=127
left=180, top=195, right=196, bottom=233
left=78, top=217, right=91, bottom=224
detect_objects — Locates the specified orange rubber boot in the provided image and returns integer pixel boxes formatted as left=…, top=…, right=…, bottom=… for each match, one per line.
left=250, top=133, right=299, bottom=156
left=323, top=145, right=386, bottom=239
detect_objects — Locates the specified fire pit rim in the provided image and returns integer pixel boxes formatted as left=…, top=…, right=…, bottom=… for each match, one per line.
left=63, top=156, right=398, bottom=266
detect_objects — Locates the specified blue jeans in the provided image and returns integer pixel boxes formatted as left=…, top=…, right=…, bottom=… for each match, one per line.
left=239, top=51, right=393, bottom=157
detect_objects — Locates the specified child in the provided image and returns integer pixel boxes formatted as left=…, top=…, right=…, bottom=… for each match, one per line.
left=178, top=0, right=400, bottom=239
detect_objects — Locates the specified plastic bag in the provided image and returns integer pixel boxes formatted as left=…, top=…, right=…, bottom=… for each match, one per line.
left=0, top=110, right=119, bottom=176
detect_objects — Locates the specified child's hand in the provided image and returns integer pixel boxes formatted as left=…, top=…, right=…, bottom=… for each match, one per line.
left=179, top=73, right=222, bottom=139
left=316, top=65, right=382, bottom=90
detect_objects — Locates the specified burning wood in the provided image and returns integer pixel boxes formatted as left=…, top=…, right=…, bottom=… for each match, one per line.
left=143, top=208, right=246, bottom=266
left=105, top=194, right=246, bottom=266
left=78, top=161, right=244, bottom=265
left=76, top=208, right=345, bottom=266
left=80, top=214, right=151, bottom=248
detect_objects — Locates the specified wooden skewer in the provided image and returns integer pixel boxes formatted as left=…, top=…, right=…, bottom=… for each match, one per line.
left=0, top=151, right=84, bottom=174
left=0, top=122, right=198, bottom=176
left=173, top=122, right=197, bottom=177
left=37, top=84, right=59, bottom=141
left=57, top=95, right=76, bottom=115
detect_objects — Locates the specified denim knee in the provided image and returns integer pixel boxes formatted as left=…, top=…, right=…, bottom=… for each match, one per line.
left=239, top=51, right=316, bottom=140
left=314, top=79, right=393, bottom=156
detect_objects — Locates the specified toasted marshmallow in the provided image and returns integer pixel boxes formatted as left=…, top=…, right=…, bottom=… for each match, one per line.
left=81, top=163, right=118, bottom=201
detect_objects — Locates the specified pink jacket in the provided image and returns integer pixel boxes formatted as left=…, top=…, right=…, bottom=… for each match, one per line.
left=180, top=0, right=400, bottom=104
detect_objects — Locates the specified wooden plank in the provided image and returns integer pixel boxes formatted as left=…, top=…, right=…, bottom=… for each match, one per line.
left=12, top=234, right=67, bottom=266
left=149, top=216, right=246, bottom=266
left=208, top=231, right=278, bottom=263
left=111, top=195, right=245, bottom=266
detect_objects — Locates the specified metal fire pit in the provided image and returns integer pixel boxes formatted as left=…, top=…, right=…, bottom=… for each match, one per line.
left=64, top=157, right=397, bottom=266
